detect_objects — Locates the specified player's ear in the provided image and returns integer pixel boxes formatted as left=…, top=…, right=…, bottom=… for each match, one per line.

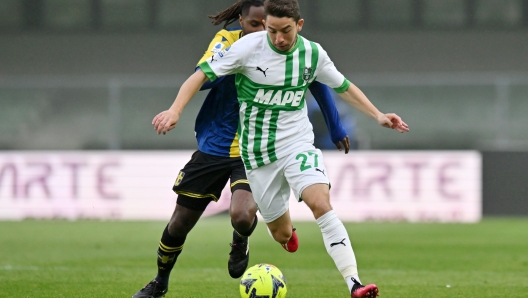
left=239, top=14, right=243, bottom=27
left=297, top=19, right=304, bottom=32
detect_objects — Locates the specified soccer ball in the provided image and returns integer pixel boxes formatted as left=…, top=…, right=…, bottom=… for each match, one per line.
left=239, top=263, right=287, bottom=298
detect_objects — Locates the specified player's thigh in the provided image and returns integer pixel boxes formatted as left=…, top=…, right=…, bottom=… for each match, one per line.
left=228, top=159, right=256, bottom=214
left=299, top=184, right=332, bottom=219
left=283, top=147, right=330, bottom=202
left=173, top=151, right=232, bottom=211
left=229, top=157, right=251, bottom=193
left=246, top=161, right=291, bottom=223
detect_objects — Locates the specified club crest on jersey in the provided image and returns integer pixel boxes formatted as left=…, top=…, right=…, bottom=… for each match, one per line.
left=302, top=67, right=314, bottom=82
left=174, top=171, right=185, bottom=186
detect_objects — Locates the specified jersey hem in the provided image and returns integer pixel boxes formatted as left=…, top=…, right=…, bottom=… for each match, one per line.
left=174, top=190, right=219, bottom=202
left=199, top=61, right=218, bottom=82
left=334, top=79, right=351, bottom=93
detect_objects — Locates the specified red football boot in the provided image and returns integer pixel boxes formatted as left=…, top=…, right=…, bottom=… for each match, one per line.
left=351, top=277, right=379, bottom=298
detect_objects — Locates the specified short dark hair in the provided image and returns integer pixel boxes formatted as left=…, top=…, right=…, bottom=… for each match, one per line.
left=264, top=0, right=301, bottom=22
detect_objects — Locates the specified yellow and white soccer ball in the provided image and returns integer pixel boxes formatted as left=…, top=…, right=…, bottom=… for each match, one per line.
left=239, top=263, right=287, bottom=298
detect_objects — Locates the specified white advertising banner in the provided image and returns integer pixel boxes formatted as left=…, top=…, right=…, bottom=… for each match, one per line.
left=290, top=151, right=482, bottom=222
left=0, top=151, right=481, bottom=222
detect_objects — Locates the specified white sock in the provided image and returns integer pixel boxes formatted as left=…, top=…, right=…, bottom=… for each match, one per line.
left=346, top=276, right=362, bottom=293
left=316, top=210, right=360, bottom=292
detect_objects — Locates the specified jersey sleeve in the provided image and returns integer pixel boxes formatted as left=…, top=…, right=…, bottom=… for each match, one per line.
left=315, top=44, right=351, bottom=93
left=196, top=30, right=235, bottom=66
left=309, top=81, right=347, bottom=143
left=198, top=37, right=247, bottom=82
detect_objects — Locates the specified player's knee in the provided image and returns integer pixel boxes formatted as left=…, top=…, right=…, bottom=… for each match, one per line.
left=270, top=228, right=292, bottom=244
left=274, top=233, right=291, bottom=245
left=230, top=201, right=257, bottom=230
left=309, top=200, right=333, bottom=219
left=231, top=205, right=252, bottom=219
left=231, top=211, right=253, bottom=230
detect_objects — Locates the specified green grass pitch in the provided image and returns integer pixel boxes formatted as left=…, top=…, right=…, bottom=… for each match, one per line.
left=1, top=216, right=527, bottom=297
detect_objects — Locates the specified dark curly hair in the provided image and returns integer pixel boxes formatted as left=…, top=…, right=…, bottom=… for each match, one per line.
left=209, top=0, right=265, bottom=28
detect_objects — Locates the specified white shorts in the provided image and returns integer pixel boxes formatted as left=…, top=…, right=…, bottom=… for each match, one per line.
left=246, top=145, right=329, bottom=223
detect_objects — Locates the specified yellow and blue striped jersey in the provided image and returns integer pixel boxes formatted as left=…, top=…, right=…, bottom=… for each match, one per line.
left=195, top=28, right=243, bottom=157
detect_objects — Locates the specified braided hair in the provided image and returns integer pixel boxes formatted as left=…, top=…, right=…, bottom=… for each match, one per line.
left=209, top=0, right=265, bottom=28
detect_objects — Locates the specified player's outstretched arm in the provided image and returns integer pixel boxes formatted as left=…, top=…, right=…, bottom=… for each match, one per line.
left=152, top=70, right=209, bottom=135
left=309, top=81, right=350, bottom=153
left=338, top=82, right=409, bottom=133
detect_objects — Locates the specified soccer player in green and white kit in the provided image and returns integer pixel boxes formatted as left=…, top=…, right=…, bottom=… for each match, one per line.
left=153, top=0, right=409, bottom=297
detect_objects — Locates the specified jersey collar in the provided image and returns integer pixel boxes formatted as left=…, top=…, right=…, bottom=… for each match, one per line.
left=267, top=34, right=302, bottom=55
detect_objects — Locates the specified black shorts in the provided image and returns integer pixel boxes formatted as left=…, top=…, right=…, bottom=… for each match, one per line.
left=172, top=150, right=251, bottom=211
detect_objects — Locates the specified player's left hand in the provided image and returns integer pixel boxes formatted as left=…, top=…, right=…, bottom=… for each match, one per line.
left=377, top=113, right=409, bottom=133
left=152, top=110, right=179, bottom=135
left=334, top=135, right=350, bottom=154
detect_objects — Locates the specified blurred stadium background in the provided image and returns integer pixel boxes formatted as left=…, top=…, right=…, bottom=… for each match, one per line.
left=1, top=0, right=528, bottom=152
left=1, top=0, right=527, bottom=215
left=1, top=0, right=527, bottom=297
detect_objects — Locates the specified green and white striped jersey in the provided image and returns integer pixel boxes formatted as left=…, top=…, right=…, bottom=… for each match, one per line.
left=199, top=31, right=350, bottom=170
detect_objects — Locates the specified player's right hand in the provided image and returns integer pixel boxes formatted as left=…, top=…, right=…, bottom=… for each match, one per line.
left=152, top=110, right=179, bottom=135
left=334, top=135, right=350, bottom=154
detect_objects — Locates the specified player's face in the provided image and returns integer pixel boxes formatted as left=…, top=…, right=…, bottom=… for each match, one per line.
left=265, top=16, right=304, bottom=52
left=239, top=6, right=265, bottom=36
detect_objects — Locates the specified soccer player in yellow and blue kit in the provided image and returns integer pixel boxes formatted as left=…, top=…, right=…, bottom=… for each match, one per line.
left=133, top=1, right=350, bottom=297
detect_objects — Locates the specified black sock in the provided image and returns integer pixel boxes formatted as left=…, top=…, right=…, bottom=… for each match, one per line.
left=155, top=225, right=186, bottom=286
left=232, top=214, right=258, bottom=239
